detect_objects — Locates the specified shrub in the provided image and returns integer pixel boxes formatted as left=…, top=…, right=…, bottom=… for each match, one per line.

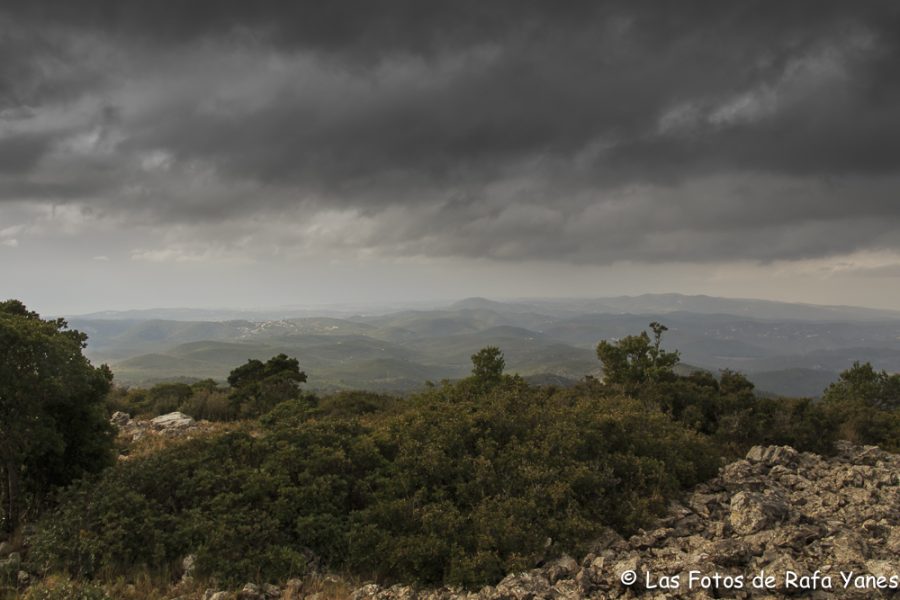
left=32, top=378, right=717, bottom=588
left=822, top=362, right=900, bottom=451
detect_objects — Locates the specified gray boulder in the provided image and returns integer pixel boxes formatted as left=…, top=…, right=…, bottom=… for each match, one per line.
left=150, top=411, right=195, bottom=430
left=729, top=491, right=790, bottom=535
left=110, top=411, right=131, bottom=427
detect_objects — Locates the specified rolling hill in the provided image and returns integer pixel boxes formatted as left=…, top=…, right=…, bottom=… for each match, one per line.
left=70, top=294, right=900, bottom=395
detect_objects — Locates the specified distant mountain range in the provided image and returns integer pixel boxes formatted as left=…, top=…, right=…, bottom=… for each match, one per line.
left=67, top=294, right=900, bottom=397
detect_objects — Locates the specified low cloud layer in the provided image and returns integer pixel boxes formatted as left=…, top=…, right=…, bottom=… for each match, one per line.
left=1, top=1, right=900, bottom=277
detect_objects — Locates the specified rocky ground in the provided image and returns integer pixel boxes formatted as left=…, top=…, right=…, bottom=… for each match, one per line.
left=348, top=443, right=899, bottom=600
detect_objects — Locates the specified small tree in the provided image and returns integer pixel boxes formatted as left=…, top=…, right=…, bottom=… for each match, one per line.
left=823, top=361, right=900, bottom=411
left=470, top=346, right=506, bottom=388
left=0, top=300, right=114, bottom=531
left=596, top=322, right=679, bottom=388
left=822, top=361, right=900, bottom=450
left=228, top=353, right=308, bottom=417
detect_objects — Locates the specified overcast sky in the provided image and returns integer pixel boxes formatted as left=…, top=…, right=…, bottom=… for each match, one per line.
left=2, top=1, right=900, bottom=315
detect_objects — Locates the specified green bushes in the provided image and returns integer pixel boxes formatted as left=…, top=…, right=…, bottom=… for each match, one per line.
left=106, top=380, right=235, bottom=421
left=822, top=362, right=900, bottom=451
left=629, top=370, right=836, bottom=457
left=596, top=325, right=840, bottom=458
left=349, top=382, right=717, bottom=586
left=106, top=354, right=309, bottom=421
left=24, top=331, right=898, bottom=591
left=711, top=396, right=837, bottom=456
left=31, top=378, right=717, bottom=588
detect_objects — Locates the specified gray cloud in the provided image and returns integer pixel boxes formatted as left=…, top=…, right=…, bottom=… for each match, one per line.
left=1, top=1, right=899, bottom=265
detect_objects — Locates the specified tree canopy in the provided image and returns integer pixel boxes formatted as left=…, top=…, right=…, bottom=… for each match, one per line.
left=469, top=346, right=506, bottom=388
left=823, top=361, right=900, bottom=411
left=228, top=353, right=308, bottom=417
left=0, top=300, right=114, bottom=531
left=596, top=321, right=680, bottom=388
left=822, top=361, right=900, bottom=451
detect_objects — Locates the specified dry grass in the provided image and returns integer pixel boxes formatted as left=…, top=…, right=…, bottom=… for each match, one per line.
left=116, top=419, right=259, bottom=461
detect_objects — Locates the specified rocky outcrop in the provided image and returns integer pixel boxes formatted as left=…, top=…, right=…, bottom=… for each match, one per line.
left=151, top=411, right=196, bottom=430
left=349, top=443, right=900, bottom=599
left=110, top=410, right=202, bottom=442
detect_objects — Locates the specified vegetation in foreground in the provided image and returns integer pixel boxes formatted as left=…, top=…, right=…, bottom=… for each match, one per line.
left=1, top=302, right=898, bottom=598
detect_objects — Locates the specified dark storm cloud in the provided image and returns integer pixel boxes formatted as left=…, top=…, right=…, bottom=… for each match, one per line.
left=1, top=1, right=900, bottom=263
left=0, top=132, right=56, bottom=173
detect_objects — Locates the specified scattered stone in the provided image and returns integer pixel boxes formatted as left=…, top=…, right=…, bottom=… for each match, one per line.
left=110, top=411, right=131, bottom=427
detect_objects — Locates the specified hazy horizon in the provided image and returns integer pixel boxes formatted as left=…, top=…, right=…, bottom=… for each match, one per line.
left=52, top=291, right=900, bottom=321
left=63, top=291, right=900, bottom=397
left=2, top=2, right=900, bottom=315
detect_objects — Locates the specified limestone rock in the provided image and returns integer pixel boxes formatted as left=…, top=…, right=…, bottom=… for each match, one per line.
left=746, top=445, right=799, bottom=467
left=494, top=570, right=551, bottom=599
left=110, top=411, right=131, bottom=427
left=729, top=491, right=789, bottom=535
left=151, top=411, right=195, bottom=430
left=544, top=555, right=578, bottom=583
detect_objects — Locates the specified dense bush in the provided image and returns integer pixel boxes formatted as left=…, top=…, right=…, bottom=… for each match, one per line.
left=349, top=380, right=718, bottom=586
left=712, top=396, right=838, bottom=456
left=628, top=370, right=837, bottom=457
left=596, top=326, right=839, bottom=457
left=308, top=390, right=403, bottom=420
left=31, top=376, right=717, bottom=588
left=822, top=362, right=900, bottom=451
